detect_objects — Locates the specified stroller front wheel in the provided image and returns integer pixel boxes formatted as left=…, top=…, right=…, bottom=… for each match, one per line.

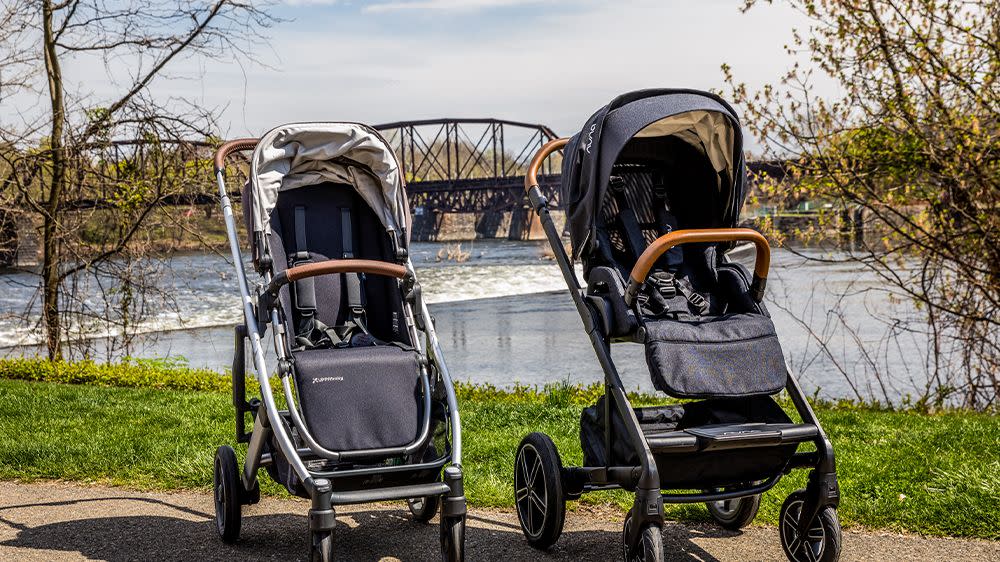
left=514, top=432, right=566, bottom=550
left=309, top=529, right=334, bottom=562
left=706, top=493, right=761, bottom=530
left=439, top=514, right=465, bottom=561
left=213, top=445, right=242, bottom=544
left=622, top=513, right=664, bottom=562
left=778, top=490, right=842, bottom=562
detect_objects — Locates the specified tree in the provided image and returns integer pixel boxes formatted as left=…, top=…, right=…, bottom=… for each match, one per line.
left=0, top=0, right=270, bottom=359
left=726, top=0, right=999, bottom=409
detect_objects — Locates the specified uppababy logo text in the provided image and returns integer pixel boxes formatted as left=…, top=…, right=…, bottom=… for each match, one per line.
left=312, top=376, right=344, bottom=384
left=583, top=124, right=597, bottom=154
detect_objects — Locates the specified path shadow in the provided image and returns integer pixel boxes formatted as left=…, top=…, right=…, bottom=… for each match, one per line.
left=0, top=495, right=737, bottom=561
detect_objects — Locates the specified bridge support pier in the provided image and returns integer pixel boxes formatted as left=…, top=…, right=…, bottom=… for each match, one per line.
left=508, top=206, right=545, bottom=241
left=475, top=211, right=506, bottom=239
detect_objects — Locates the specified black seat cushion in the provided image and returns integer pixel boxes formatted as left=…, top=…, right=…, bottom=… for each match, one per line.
left=644, top=313, right=788, bottom=398
left=293, top=345, right=422, bottom=453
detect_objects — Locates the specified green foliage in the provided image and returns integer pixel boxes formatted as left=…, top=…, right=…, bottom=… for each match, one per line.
left=0, top=358, right=230, bottom=393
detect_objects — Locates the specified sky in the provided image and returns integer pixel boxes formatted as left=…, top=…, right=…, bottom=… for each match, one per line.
left=28, top=0, right=819, bottom=150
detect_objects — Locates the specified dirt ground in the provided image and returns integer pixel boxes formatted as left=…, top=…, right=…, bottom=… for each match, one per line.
left=0, top=481, right=996, bottom=561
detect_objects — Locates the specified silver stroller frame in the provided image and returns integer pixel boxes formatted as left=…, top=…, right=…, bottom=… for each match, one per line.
left=212, top=136, right=467, bottom=561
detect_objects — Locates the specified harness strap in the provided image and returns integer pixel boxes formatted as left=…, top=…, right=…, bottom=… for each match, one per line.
left=609, top=176, right=648, bottom=261
left=291, top=206, right=317, bottom=328
left=340, top=207, right=369, bottom=334
left=639, top=270, right=710, bottom=317
left=674, top=276, right=710, bottom=315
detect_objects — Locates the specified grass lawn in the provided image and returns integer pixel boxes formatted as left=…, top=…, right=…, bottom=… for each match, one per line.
left=0, top=367, right=997, bottom=540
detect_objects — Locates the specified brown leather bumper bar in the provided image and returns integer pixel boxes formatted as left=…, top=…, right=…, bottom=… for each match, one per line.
left=214, top=138, right=259, bottom=172
left=285, top=259, right=407, bottom=283
left=261, top=258, right=409, bottom=313
left=624, top=228, right=771, bottom=306
left=525, top=138, right=569, bottom=191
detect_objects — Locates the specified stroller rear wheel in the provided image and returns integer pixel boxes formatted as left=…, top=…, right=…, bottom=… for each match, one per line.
left=706, top=493, right=761, bottom=530
left=310, top=529, right=334, bottom=562
left=514, top=432, right=566, bottom=550
left=622, top=513, right=664, bottom=562
left=439, top=514, right=465, bottom=561
left=779, top=490, right=842, bottom=562
left=213, top=445, right=242, bottom=543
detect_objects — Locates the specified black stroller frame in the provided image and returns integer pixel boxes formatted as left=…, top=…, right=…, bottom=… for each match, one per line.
left=516, top=90, right=842, bottom=562
left=212, top=125, right=466, bottom=561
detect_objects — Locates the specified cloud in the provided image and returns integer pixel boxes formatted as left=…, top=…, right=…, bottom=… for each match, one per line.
left=363, top=0, right=549, bottom=13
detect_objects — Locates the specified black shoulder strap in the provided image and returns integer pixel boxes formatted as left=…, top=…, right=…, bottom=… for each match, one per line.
left=294, top=206, right=309, bottom=262
left=609, top=177, right=647, bottom=261
left=291, top=205, right=317, bottom=317
left=341, top=208, right=354, bottom=259
left=340, top=207, right=368, bottom=331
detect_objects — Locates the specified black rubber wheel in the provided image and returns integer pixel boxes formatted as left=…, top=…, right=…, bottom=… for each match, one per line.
left=779, top=490, right=842, bottom=562
left=706, top=494, right=761, bottom=530
left=310, top=529, right=334, bottom=562
left=408, top=444, right=441, bottom=523
left=622, top=513, right=664, bottom=562
left=440, top=515, right=465, bottom=562
left=213, top=445, right=242, bottom=544
left=513, top=432, right=566, bottom=550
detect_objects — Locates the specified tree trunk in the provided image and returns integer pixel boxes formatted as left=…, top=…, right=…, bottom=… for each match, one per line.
left=41, top=0, right=65, bottom=360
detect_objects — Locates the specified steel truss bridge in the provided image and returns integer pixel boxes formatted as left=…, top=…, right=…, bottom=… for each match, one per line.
left=373, top=118, right=561, bottom=239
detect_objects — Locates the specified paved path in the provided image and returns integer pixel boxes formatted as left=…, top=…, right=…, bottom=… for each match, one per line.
left=0, top=482, right=996, bottom=561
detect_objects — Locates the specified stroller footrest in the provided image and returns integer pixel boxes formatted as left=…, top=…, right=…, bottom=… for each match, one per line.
left=646, top=423, right=818, bottom=454
left=329, top=481, right=451, bottom=505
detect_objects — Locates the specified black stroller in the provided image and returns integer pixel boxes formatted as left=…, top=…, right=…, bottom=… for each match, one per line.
left=212, top=123, right=466, bottom=561
left=515, top=90, right=842, bottom=562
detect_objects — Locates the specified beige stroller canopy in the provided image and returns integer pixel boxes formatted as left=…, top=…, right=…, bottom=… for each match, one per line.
left=249, top=122, right=411, bottom=243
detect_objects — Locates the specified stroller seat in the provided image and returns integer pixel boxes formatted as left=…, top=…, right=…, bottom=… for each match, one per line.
left=263, top=181, right=424, bottom=456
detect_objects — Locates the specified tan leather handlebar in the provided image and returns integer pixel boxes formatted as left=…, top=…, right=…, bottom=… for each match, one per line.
left=285, top=259, right=408, bottom=283
left=631, top=228, right=770, bottom=283
left=265, top=258, right=408, bottom=302
left=214, top=138, right=259, bottom=172
left=625, top=228, right=772, bottom=305
left=525, top=138, right=569, bottom=191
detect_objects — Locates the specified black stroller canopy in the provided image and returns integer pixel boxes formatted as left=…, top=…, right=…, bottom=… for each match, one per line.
left=561, top=89, right=747, bottom=260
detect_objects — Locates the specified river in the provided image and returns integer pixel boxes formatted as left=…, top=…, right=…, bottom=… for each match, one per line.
left=0, top=240, right=928, bottom=401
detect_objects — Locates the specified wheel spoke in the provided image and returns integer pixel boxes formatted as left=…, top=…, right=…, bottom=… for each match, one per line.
left=516, top=486, right=530, bottom=502
left=783, top=510, right=799, bottom=531
left=802, top=541, right=818, bottom=562
left=529, top=490, right=546, bottom=515
left=528, top=456, right=542, bottom=488
left=525, top=490, right=533, bottom=531
left=519, top=451, right=531, bottom=485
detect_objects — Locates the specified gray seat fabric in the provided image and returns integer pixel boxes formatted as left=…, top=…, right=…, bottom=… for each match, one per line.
left=293, top=345, right=422, bottom=453
left=644, top=312, right=788, bottom=398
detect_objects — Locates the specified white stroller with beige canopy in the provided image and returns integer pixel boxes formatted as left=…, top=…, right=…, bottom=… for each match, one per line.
left=212, top=123, right=466, bottom=561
